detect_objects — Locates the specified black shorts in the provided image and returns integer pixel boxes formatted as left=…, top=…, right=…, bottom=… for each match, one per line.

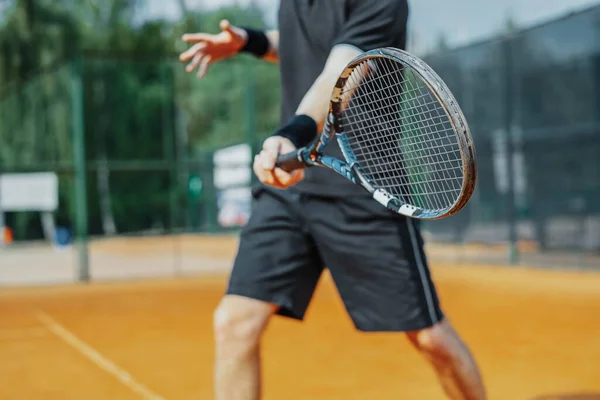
left=226, top=187, right=444, bottom=332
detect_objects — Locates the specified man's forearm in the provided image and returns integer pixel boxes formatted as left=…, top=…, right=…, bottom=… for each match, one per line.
left=272, top=45, right=361, bottom=149
left=295, top=45, right=362, bottom=130
left=263, top=30, right=279, bottom=62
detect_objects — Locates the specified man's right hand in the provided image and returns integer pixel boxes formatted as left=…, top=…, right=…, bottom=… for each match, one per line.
left=253, top=136, right=305, bottom=189
left=179, top=19, right=248, bottom=78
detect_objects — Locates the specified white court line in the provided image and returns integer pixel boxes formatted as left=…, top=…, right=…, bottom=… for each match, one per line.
left=0, top=327, right=48, bottom=341
left=35, top=310, right=166, bottom=400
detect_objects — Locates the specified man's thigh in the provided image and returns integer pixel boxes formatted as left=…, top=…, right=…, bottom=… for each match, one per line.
left=307, top=195, right=444, bottom=332
left=226, top=188, right=324, bottom=320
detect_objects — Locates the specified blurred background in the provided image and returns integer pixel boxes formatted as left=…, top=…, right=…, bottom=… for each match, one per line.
left=1, top=0, right=599, bottom=284
left=1, top=1, right=600, bottom=399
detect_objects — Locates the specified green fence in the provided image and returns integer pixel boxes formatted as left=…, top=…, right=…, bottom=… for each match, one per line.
left=422, top=5, right=600, bottom=268
left=0, top=53, right=280, bottom=283
left=1, top=6, right=599, bottom=284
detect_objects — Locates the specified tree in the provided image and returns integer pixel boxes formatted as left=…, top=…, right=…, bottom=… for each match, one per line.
left=0, top=0, right=81, bottom=240
left=0, top=0, right=283, bottom=239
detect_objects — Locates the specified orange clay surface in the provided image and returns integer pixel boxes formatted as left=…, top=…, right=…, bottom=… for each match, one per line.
left=0, top=235, right=599, bottom=400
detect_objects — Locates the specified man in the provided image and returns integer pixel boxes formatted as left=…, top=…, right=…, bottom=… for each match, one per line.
left=179, top=1, right=487, bottom=399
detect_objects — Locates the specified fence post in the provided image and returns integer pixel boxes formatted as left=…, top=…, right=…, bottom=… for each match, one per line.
left=163, top=61, right=179, bottom=232
left=243, top=59, right=259, bottom=187
left=503, top=36, right=519, bottom=265
left=71, top=57, right=90, bottom=281
left=164, top=61, right=183, bottom=274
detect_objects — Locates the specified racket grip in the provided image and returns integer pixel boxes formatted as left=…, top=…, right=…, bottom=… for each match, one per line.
left=276, top=150, right=306, bottom=172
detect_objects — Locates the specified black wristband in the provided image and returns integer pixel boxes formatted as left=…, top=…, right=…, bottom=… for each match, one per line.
left=239, top=27, right=270, bottom=58
left=273, top=115, right=318, bottom=149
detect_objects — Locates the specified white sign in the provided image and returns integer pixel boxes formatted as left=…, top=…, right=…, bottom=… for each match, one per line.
left=213, top=143, right=252, bottom=190
left=491, top=128, right=527, bottom=201
left=0, top=172, right=59, bottom=212
left=217, top=187, right=252, bottom=227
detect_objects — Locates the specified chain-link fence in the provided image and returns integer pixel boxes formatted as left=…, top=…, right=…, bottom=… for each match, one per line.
left=422, top=5, right=600, bottom=268
left=0, top=53, right=280, bottom=284
left=1, top=6, right=599, bottom=286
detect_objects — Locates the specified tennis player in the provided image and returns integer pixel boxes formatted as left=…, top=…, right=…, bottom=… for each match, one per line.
left=180, top=1, right=486, bottom=399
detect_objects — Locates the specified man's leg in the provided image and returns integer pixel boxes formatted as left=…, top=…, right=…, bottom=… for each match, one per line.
left=406, top=318, right=486, bottom=400
left=216, top=188, right=324, bottom=400
left=213, top=295, right=278, bottom=400
left=305, top=196, right=486, bottom=399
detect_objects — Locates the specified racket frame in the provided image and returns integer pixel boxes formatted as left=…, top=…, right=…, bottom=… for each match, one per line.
left=279, top=47, right=477, bottom=220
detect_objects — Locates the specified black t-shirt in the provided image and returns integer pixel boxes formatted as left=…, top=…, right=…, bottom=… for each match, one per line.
left=277, top=0, right=409, bottom=197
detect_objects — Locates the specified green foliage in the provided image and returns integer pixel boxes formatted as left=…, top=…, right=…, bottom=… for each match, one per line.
left=0, top=0, right=282, bottom=239
left=0, top=0, right=79, bottom=88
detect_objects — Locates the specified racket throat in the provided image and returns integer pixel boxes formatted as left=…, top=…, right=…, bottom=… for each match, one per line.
left=349, top=163, right=372, bottom=192
left=317, top=156, right=359, bottom=184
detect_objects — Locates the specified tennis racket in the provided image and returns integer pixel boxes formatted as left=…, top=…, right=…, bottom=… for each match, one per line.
left=276, top=47, right=476, bottom=220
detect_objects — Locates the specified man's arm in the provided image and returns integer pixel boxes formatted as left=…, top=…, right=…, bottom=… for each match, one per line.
left=263, top=30, right=279, bottom=63
left=255, top=0, right=408, bottom=188
left=275, top=0, right=408, bottom=147
left=253, top=45, right=361, bottom=189
left=294, top=45, right=360, bottom=129
left=180, top=21, right=279, bottom=78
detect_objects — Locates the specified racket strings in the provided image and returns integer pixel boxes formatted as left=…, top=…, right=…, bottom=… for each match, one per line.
left=340, top=57, right=463, bottom=212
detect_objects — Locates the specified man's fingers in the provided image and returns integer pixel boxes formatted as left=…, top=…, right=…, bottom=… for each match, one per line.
left=197, top=55, right=212, bottom=78
left=261, top=142, right=281, bottom=170
left=254, top=153, right=302, bottom=189
left=254, top=155, right=275, bottom=185
left=186, top=53, right=203, bottom=73
left=261, top=150, right=275, bottom=170
left=219, top=19, right=233, bottom=33
left=181, top=33, right=213, bottom=43
left=179, top=42, right=206, bottom=62
left=254, top=138, right=302, bottom=188
left=254, top=153, right=285, bottom=187
left=273, top=167, right=301, bottom=186
left=219, top=19, right=243, bottom=41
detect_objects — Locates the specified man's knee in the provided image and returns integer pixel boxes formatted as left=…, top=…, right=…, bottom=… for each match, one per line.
left=213, top=295, right=277, bottom=350
left=407, top=319, right=459, bottom=364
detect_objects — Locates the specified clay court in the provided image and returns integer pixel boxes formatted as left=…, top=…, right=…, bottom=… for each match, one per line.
left=0, top=235, right=599, bottom=400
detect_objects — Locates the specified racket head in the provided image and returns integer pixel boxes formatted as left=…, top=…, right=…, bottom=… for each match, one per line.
left=329, top=47, right=477, bottom=220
